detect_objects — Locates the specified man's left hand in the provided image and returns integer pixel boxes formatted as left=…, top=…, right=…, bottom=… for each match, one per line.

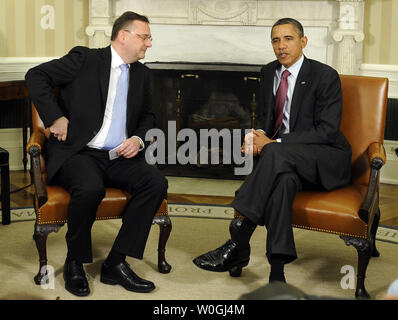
left=117, top=137, right=141, bottom=158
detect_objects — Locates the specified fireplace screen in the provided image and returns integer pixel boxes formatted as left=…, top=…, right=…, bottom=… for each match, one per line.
left=146, top=62, right=262, bottom=179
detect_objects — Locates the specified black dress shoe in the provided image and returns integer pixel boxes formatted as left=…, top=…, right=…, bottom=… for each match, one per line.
left=100, top=261, right=155, bottom=293
left=63, top=260, right=90, bottom=297
left=192, top=239, right=250, bottom=272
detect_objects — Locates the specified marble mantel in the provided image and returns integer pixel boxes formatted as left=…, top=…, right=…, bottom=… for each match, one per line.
left=87, top=0, right=365, bottom=74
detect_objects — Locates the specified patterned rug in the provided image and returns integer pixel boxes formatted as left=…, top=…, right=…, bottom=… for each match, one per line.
left=1, top=207, right=36, bottom=222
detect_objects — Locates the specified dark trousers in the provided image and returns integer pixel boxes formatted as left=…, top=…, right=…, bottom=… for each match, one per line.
left=232, top=143, right=324, bottom=264
left=52, top=147, right=168, bottom=263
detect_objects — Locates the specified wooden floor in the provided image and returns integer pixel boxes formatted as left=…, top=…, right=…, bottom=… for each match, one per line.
left=5, top=170, right=398, bottom=227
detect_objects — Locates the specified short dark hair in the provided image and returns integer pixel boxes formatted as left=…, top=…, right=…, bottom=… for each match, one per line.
left=271, top=18, right=304, bottom=38
left=111, top=11, right=150, bottom=41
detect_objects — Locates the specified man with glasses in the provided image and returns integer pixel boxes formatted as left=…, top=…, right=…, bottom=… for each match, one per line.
left=26, top=11, right=167, bottom=296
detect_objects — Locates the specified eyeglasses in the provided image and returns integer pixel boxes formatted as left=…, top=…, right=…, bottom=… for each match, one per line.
left=124, top=30, right=153, bottom=42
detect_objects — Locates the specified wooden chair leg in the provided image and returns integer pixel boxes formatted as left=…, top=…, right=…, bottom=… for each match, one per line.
left=355, top=243, right=372, bottom=299
left=153, top=215, right=172, bottom=273
left=33, top=223, right=64, bottom=285
left=340, top=236, right=372, bottom=299
left=370, top=209, right=381, bottom=258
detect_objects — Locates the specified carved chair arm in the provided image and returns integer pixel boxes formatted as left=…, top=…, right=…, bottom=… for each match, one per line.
left=358, top=142, right=386, bottom=225
left=26, top=130, right=46, bottom=153
left=368, top=142, right=386, bottom=167
left=27, top=131, right=48, bottom=208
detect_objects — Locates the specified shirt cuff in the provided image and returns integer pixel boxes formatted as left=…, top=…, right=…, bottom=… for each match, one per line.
left=276, top=138, right=282, bottom=143
left=132, top=136, right=145, bottom=151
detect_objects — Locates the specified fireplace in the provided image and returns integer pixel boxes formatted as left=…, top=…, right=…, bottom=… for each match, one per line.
left=146, top=62, right=262, bottom=179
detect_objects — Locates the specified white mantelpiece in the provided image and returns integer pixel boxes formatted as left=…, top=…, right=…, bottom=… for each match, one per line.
left=86, top=0, right=365, bottom=75
left=86, top=0, right=113, bottom=48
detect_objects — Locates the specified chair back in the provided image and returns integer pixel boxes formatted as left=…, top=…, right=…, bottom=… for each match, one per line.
left=339, top=75, right=388, bottom=185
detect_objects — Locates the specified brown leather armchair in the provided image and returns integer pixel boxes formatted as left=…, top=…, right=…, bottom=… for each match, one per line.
left=232, top=75, right=389, bottom=299
left=27, top=105, right=172, bottom=286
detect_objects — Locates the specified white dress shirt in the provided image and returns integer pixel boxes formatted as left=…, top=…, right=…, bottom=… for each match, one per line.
left=87, top=45, right=144, bottom=150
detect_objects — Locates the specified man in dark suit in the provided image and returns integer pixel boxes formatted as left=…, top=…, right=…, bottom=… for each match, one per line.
left=25, top=11, right=168, bottom=296
left=193, top=18, right=352, bottom=283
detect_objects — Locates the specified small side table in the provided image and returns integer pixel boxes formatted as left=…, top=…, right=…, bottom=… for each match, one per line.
left=0, top=81, right=31, bottom=172
left=0, top=147, right=10, bottom=225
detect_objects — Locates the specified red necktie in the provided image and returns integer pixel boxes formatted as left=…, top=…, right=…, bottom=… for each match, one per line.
left=272, top=69, right=291, bottom=139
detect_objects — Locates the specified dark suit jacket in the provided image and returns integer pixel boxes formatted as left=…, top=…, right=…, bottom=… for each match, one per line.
left=25, top=46, right=155, bottom=183
left=257, top=56, right=352, bottom=190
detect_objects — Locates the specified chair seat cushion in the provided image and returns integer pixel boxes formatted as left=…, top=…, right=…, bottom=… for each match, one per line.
left=36, top=186, right=167, bottom=224
left=292, top=185, right=368, bottom=238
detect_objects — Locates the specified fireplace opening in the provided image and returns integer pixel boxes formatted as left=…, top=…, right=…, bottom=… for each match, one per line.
left=146, top=62, right=262, bottom=180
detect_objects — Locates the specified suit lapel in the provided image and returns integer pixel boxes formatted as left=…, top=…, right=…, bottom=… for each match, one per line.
left=289, top=57, right=311, bottom=131
left=126, top=62, right=141, bottom=126
left=262, top=61, right=279, bottom=132
left=99, top=46, right=111, bottom=112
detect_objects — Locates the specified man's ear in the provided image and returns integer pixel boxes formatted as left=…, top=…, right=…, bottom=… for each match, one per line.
left=301, top=36, right=308, bottom=49
left=116, top=30, right=127, bottom=44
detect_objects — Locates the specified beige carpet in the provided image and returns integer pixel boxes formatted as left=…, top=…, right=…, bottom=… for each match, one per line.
left=0, top=217, right=397, bottom=300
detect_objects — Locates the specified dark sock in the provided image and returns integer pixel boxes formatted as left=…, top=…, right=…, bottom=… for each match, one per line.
left=230, top=217, right=257, bottom=249
left=269, top=255, right=286, bottom=283
left=105, top=249, right=126, bottom=266
left=65, top=255, right=82, bottom=264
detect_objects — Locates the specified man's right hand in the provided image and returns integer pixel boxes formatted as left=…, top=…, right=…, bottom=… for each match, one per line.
left=50, top=116, right=69, bottom=141
left=241, top=128, right=260, bottom=156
